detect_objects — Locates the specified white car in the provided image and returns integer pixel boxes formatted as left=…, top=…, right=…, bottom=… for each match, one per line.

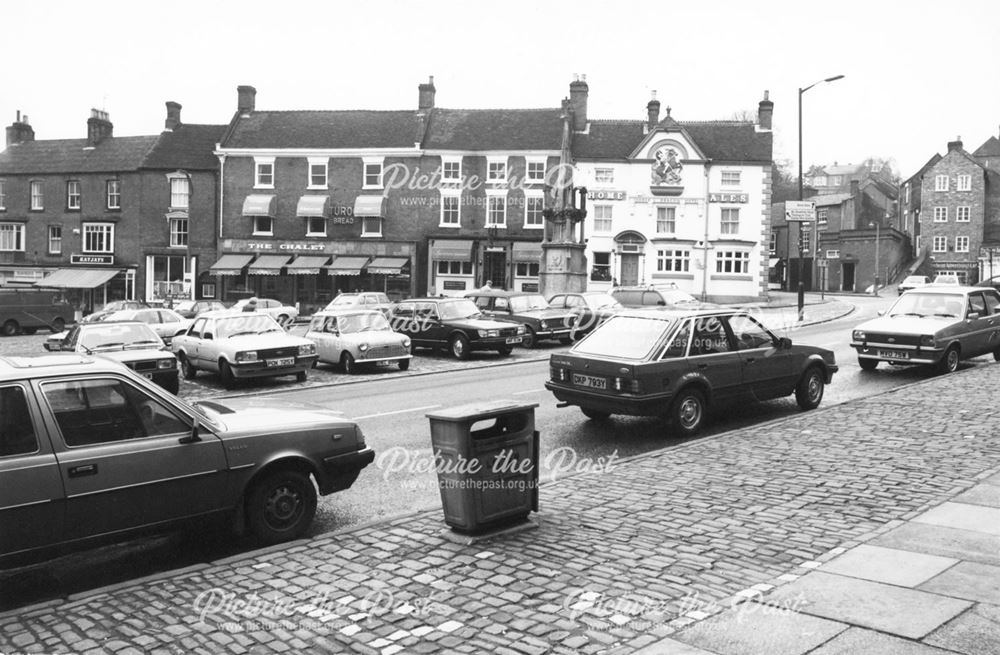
left=105, top=308, right=193, bottom=345
left=931, top=275, right=961, bottom=286
left=306, top=309, right=412, bottom=373
left=231, top=298, right=299, bottom=325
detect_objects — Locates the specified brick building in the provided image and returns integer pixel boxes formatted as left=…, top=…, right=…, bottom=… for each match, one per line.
left=0, top=105, right=223, bottom=310
left=899, top=153, right=942, bottom=260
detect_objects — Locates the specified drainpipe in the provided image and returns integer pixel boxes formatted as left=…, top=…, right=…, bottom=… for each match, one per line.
left=217, top=153, right=226, bottom=240
left=701, top=161, right=712, bottom=301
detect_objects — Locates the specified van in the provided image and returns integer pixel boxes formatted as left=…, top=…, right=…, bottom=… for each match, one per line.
left=0, top=288, right=74, bottom=336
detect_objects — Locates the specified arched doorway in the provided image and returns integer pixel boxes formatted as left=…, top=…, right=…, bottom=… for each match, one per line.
left=614, top=230, right=647, bottom=286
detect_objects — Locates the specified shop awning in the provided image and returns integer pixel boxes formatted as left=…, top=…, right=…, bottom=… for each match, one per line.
left=296, top=195, right=329, bottom=218
left=512, top=241, right=543, bottom=263
left=247, top=255, right=291, bottom=275
left=353, top=195, right=385, bottom=217
left=768, top=257, right=781, bottom=268
left=367, top=257, right=410, bottom=275
left=34, top=268, right=120, bottom=289
left=430, top=239, right=473, bottom=262
left=209, top=254, right=254, bottom=276
left=325, top=256, right=370, bottom=276
left=242, top=194, right=276, bottom=217
left=286, top=255, right=331, bottom=275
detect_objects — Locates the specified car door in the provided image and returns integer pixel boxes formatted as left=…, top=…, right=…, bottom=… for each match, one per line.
left=184, top=318, right=206, bottom=367
left=983, top=291, right=1000, bottom=354
left=318, top=316, right=343, bottom=363
left=728, top=313, right=794, bottom=400
left=420, top=302, right=447, bottom=347
left=0, top=383, right=65, bottom=557
left=37, top=375, right=229, bottom=540
left=963, top=291, right=994, bottom=356
left=390, top=303, right=419, bottom=344
left=686, top=314, right=745, bottom=402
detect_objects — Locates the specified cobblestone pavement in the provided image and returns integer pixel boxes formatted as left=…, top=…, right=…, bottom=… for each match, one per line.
left=2, top=321, right=996, bottom=654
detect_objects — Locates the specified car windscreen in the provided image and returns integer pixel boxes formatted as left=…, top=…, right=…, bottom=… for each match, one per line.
left=330, top=296, right=360, bottom=306
left=572, top=316, right=674, bottom=360
left=79, top=323, right=162, bottom=350
left=903, top=276, right=927, bottom=284
left=216, top=314, right=283, bottom=338
left=661, top=290, right=698, bottom=304
left=888, top=292, right=965, bottom=318
left=339, top=313, right=391, bottom=333
left=587, top=295, right=621, bottom=310
left=509, top=295, right=549, bottom=312
left=438, top=299, right=481, bottom=320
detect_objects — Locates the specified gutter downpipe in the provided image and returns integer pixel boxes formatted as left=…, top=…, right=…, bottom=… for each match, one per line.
left=702, top=160, right=712, bottom=302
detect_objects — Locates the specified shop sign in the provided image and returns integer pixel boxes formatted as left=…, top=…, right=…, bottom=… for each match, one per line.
left=246, top=241, right=327, bottom=252
left=521, top=282, right=539, bottom=292
left=331, top=205, right=355, bottom=224
left=71, top=254, right=114, bottom=265
left=442, top=280, right=467, bottom=291
left=708, top=192, right=749, bottom=204
left=632, top=195, right=683, bottom=205
left=587, top=189, right=627, bottom=201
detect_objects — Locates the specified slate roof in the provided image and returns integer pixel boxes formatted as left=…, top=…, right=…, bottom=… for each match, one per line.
left=0, top=135, right=159, bottom=174
left=221, top=110, right=419, bottom=149
left=572, top=119, right=772, bottom=163
left=813, top=192, right=853, bottom=207
left=974, top=136, right=1000, bottom=157
left=423, top=108, right=564, bottom=151
left=142, top=123, right=226, bottom=169
left=573, top=120, right=646, bottom=160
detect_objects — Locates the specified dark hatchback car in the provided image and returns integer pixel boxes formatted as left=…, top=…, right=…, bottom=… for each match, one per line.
left=389, top=297, right=525, bottom=359
left=547, top=292, right=623, bottom=337
left=464, top=290, right=578, bottom=348
left=546, top=308, right=838, bottom=436
left=610, top=285, right=702, bottom=309
left=174, top=300, right=229, bottom=319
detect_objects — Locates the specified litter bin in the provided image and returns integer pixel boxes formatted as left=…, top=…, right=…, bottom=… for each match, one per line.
left=427, top=400, right=539, bottom=534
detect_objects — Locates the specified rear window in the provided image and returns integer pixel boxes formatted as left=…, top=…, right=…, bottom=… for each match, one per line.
left=572, top=315, right=674, bottom=360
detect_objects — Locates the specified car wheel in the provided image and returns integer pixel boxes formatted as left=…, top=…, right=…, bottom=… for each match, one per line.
left=2, top=320, right=20, bottom=337
left=245, top=470, right=317, bottom=545
left=795, top=366, right=825, bottom=410
left=296, top=370, right=307, bottom=383
left=50, top=317, right=66, bottom=333
left=936, top=345, right=960, bottom=375
left=581, top=407, right=610, bottom=421
left=179, top=353, right=197, bottom=379
left=398, top=358, right=410, bottom=371
left=497, top=345, right=513, bottom=356
left=994, top=346, right=1000, bottom=362
left=450, top=334, right=471, bottom=360
left=219, top=360, right=237, bottom=389
left=521, top=328, right=536, bottom=349
left=858, top=357, right=878, bottom=371
left=670, top=387, right=706, bottom=437
left=559, top=337, right=573, bottom=345
left=342, top=352, right=357, bottom=374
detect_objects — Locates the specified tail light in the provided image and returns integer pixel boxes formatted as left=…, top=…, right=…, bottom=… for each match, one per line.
left=613, top=377, right=641, bottom=393
left=550, top=366, right=568, bottom=382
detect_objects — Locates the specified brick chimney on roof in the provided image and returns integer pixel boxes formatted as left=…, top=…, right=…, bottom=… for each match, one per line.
left=947, top=136, right=963, bottom=152
left=87, top=109, right=113, bottom=146
left=5, top=110, right=35, bottom=147
left=237, top=85, right=256, bottom=115
left=569, top=74, right=588, bottom=132
left=418, top=76, right=436, bottom=111
left=647, top=91, right=660, bottom=130
left=758, top=90, right=773, bottom=130
left=164, top=101, right=182, bottom=131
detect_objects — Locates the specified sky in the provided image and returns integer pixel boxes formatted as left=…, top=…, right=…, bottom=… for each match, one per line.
left=3, top=0, right=998, bottom=179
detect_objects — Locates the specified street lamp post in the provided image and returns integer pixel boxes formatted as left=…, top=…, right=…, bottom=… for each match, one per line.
left=798, top=74, right=845, bottom=320
left=870, top=220, right=880, bottom=296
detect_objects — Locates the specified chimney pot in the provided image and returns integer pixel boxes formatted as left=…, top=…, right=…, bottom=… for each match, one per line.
left=757, top=90, right=774, bottom=130
left=569, top=75, right=589, bottom=132
left=86, top=108, right=113, bottom=146
left=646, top=93, right=661, bottom=130
left=947, top=138, right=963, bottom=152
left=6, top=111, right=35, bottom=148
left=237, top=85, right=257, bottom=115
left=418, top=76, right=437, bottom=111
left=165, top=101, right=182, bottom=131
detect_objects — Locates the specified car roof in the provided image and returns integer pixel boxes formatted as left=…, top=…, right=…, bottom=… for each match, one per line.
left=313, top=309, right=385, bottom=317
left=398, top=297, right=466, bottom=303
left=78, top=320, right=149, bottom=328
left=905, top=286, right=986, bottom=295
left=0, top=354, right=122, bottom=380
left=611, top=307, right=742, bottom=320
left=464, top=290, right=540, bottom=298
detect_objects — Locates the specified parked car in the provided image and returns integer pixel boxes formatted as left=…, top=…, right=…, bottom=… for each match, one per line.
left=324, top=292, right=395, bottom=317
left=547, top=292, right=624, bottom=337
left=172, top=311, right=317, bottom=389
left=931, top=274, right=961, bottom=286
left=0, top=288, right=74, bottom=336
left=44, top=321, right=179, bottom=394
left=897, top=275, right=930, bottom=295
left=464, top=290, right=578, bottom=348
left=974, top=275, right=1000, bottom=293
left=389, top=297, right=525, bottom=359
left=230, top=298, right=299, bottom=325
left=99, top=300, right=150, bottom=313
left=45, top=309, right=118, bottom=350
left=0, top=353, right=374, bottom=565
left=546, top=308, right=838, bottom=436
left=851, top=286, right=1000, bottom=373
left=610, top=285, right=702, bottom=309
left=103, top=308, right=193, bottom=346
left=306, top=309, right=412, bottom=373
left=174, top=300, right=229, bottom=319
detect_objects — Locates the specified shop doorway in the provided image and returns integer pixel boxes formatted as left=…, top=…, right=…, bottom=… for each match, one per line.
left=620, top=254, right=640, bottom=286
left=842, top=263, right=855, bottom=292
left=483, top=250, right=507, bottom=289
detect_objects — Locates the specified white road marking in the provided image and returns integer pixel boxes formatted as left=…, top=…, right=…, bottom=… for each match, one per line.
left=512, top=389, right=545, bottom=396
left=353, top=405, right=441, bottom=420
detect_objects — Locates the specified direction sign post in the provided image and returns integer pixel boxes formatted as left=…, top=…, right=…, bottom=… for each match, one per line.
left=785, top=201, right=816, bottom=320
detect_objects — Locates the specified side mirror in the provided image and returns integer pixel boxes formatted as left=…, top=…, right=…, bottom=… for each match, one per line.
left=179, top=418, right=201, bottom=444
left=657, top=300, right=666, bottom=306
left=877, top=310, right=885, bottom=317
left=779, top=337, right=792, bottom=349
left=967, top=312, right=980, bottom=320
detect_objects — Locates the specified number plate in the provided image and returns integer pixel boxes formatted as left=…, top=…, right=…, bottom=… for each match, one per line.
left=266, top=357, right=295, bottom=367
left=877, top=349, right=909, bottom=360
left=376, top=360, right=391, bottom=366
left=572, top=373, right=607, bottom=389
left=505, top=337, right=521, bottom=344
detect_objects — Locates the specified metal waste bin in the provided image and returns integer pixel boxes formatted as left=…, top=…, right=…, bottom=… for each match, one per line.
left=426, top=400, right=539, bottom=534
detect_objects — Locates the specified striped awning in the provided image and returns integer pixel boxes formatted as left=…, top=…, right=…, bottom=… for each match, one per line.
left=209, top=254, right=254, bottom=276
left=247, top=255, right=291, bottom=275
left=512, top=241, right=543, bottom=263
left=353, top=195, right=386, bottom=217
left=296, top=195, right=329, bottom=218
left=325, top=256, right=370, bottom=276
left=430, top=240, right=473, bottom=262
left=367, top=257, right=410, bottom=275
left=242, top=194, right=276, bottom=217
left=34, top=268, right=121, bottom=289
left=286, top=255, right=331, bottom=275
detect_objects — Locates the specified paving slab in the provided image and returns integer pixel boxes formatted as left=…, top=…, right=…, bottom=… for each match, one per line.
left=923, top=603, right=1000, bottom=655
left=951, top=483, right=1000, bottom=508
left=918, top=562, right=1000, bottom=605
left=818, top=544, right=957, bottom=588
left=806, top=626, right=955, bottom=655
left=765, top=571, right=971, bottom=639
left=633, top=637, right=719, bottom=654
left=872, top=523, right=1000, bottom=567
left=912, top=503, right=1000, bottom=536
left=669, top=605, right=846, bottom=655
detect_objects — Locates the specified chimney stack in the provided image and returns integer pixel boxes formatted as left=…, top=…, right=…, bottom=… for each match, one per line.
left=418, top=76, right=436, bottom=111
left=164, top=101, right=182, bottom=131
left=5, top=110, right=35, bottom=147
left=237, top=85, right=256, bottom=115
left=647, top=91, right=660, bottom=130
left=947, top=136, right=963, bottom=152
left=569, top=74, right=589, bottom=132
left=87, top=109, right=113, bottom=147
left=758, top=90, right=773, bottom=130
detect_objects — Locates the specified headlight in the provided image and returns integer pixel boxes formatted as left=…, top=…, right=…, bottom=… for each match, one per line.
left=298, top=344, right=316, bottom=356
left=402, top=338, right=411, bottom=348
left=540, top=320, right=548, bottom=329
left=477, top=329, right=499, bottom=337
left=517, top=325, right=526, bottom=335
left=852, top=330, right=866, bottom=341
left=359, top=343, right=369, bottom=352
left=236, top=351, right=258, bottom=362
left=920, top=335, right=936, bottom=347
left=158, top=358, right=175, bottom=369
